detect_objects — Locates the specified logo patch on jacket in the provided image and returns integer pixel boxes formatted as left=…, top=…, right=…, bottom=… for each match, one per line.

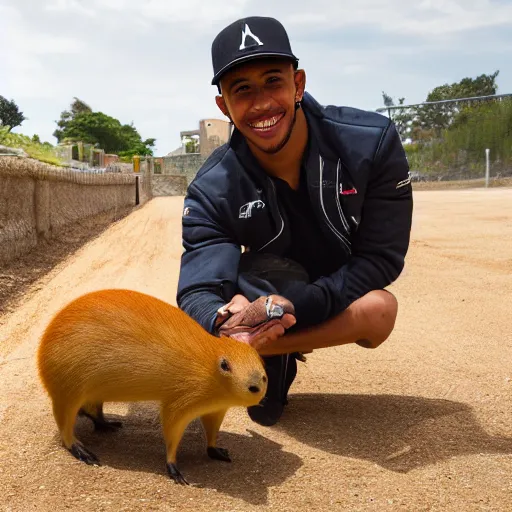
left=396, top=172, right=412, bottom=189
left=340, top=184, right=358, bottom=195
left=239, top=200, right=265, bottom=219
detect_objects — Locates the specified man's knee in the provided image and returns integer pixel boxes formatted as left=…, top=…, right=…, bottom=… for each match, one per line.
left=371, top=289, right=398, bottom=327
left=357, top=290, right=398, bottom=348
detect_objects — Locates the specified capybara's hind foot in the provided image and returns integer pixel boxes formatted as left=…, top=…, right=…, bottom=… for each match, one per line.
left=69, top=442, right=100, bottom=465
left=78, top=408, right=123, bottom=432
left=207, top=446, right=231, bottom=462
left=93, top=419, right=123, bottom=432
left=166, top=463, right=189, bottom=485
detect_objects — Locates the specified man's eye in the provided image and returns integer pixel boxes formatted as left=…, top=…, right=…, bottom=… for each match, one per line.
left=235, top=85, right=250, bottom=94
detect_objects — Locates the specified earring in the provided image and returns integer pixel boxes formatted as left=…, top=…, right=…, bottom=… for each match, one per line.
left=295, top=100, right=302, bottom=110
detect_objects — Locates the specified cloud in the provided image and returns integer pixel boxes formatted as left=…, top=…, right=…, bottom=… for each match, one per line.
left=1, top=0, right=511, bottom=155
left=92, top=0, right=250, bottom=25
left=44, top=0, right=96, bottom=17
left=44, top=0, right=252, bottom=28
left=281, top=0, right=512, bottom=37
left=1, top=5, right=83, bottom=109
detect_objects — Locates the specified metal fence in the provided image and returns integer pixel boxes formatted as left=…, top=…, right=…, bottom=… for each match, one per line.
left=376, top=93, right=512, bottom=183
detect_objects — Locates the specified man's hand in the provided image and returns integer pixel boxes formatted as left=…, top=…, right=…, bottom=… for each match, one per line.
left=217, top=294, right=296, bottom=348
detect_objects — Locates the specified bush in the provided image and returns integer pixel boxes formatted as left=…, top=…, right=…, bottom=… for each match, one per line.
left=0, top=126, right=66, bottom=166
left=405, top=98, right=512, bottom=180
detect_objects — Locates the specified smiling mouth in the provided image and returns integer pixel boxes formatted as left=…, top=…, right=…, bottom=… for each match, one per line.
left=248, top=113, right=285, bottom=131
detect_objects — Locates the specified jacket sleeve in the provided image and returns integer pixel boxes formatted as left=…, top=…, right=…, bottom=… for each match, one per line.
left=176, top=180, right=242, bottom=334
left=284, top=121, right=413, bottom=328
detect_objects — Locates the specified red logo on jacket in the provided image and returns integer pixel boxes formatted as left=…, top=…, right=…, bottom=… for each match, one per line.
left=340, top=184, right=357, bottom=195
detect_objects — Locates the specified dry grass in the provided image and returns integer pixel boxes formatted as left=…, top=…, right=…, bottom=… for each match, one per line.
left=412, top=176, right=512, bottom=190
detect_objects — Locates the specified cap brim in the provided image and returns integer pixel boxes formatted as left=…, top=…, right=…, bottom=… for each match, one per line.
left=211, top=52, right=299, bottom=86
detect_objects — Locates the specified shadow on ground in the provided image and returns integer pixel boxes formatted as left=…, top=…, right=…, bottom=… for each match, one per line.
left=67, top=393, right=512, bottom=503
left=275, top=393, right=512, bottom=473
left=73, top=402, right=302, bottom=506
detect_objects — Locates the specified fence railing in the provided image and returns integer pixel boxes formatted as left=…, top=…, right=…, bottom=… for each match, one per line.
left=376, top=93, right=512, bottom=182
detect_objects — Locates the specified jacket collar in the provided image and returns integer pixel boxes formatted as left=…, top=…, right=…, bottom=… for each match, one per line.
left=228, top=126, right=269, bottom=185
left=301, top=92, right=341, bottom=164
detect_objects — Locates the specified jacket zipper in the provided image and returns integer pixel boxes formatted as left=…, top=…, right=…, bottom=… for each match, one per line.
left=335, top=159, right=351, bottom=233
left=319, top=156, right=351, bottom=253
left=257, top=178, right=284, bottom=251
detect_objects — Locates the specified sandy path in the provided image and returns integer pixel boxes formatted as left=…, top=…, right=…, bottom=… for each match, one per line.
left=0, top=191, right=511, bottom=511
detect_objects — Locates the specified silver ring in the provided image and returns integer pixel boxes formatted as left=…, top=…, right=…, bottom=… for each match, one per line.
left=265, top=297, right=284, bottom=319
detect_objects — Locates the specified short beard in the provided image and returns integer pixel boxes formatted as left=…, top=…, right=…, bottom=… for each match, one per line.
left=251, top=107, right=298, bottom=155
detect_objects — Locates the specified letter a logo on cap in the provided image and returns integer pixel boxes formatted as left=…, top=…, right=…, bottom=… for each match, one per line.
left=239, top=23, right=264, bottom=50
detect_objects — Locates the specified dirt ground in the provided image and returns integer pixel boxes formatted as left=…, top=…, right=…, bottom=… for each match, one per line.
left=0, top=208, right=132, bottom=316
left=0, top=189, right=511, bottom=511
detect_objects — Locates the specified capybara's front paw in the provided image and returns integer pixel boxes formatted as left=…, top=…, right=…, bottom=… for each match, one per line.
left=166, top=463, right=189, bottom=485
left=69, top=442, right=100, bottom=465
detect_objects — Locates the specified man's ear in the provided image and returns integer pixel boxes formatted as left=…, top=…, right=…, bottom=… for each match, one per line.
left=294, top=69, right=306, bottom=102
left=215, top=95, right=231, bottom=120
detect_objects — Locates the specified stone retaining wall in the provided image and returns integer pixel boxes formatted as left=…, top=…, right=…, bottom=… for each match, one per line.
left=0, top=156, right=139, bottom=266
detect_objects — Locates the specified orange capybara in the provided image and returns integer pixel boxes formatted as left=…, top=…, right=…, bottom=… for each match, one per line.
left=37, top=288, right=267, bottom=485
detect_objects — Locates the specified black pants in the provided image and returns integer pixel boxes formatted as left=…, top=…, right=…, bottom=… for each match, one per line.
left=236, top=252, right=310, bottom=404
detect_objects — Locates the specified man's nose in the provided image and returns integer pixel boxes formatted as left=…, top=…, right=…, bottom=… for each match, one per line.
left=252, top=87, right=273, bottom=111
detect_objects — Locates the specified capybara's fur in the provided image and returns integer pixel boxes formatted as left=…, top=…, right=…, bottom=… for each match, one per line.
left=37, top=289, right=267, bottom=484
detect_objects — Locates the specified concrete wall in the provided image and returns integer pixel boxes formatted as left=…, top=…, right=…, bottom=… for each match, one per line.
left=133, top=157, right=153, bottom=205
left=162, top=154, right=206, bottom=185
left=104, top=154, right=119, bottom=167
left=152, top=175, right=188, bottom=196
left=0, top=174, right=37, bottom=265
left=106, top=162, right=133, bottom=174
left=172, top=118, right=231, bottom=159
left=0, top=157, right=139, bottom=266
left=199, top=119, right=231, bottom=158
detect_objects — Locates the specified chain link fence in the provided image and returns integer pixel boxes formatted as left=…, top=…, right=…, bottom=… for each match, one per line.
left=377, top=94, right=512, bottom=183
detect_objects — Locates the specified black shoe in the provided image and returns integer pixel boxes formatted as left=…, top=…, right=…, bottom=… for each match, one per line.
left=247, top=353, right=298, bottom=426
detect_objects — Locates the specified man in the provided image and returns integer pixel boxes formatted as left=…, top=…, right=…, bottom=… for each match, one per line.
left=176, top=16, right=413, bottom=426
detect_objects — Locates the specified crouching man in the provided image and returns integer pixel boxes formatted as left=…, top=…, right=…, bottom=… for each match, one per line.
left=176, top=16, right=413, bottom=426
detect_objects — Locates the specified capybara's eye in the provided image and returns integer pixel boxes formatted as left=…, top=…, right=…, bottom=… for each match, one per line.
left=220, top=358, right=231, bottom=372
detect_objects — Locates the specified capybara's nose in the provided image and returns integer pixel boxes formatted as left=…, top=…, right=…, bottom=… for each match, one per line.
left=249, top=385, right=260, bottom=393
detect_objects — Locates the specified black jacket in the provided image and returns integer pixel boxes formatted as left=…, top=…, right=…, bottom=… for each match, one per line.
left=176, top=92, right=413, bottom=334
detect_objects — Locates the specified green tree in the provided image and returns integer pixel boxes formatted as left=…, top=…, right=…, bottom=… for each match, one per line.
left=185, top=139, right=199, bottom=153
left=60, top=111, right=128, bottom=152
left=417, top=71, right=500, bottom=135
left=118, top=138, right=156, bottom=160
left=0, top=96, right=26, bottom=131
left=54, top=98, right=155, bottom=157
left=53, top=97, right=92, bottom=141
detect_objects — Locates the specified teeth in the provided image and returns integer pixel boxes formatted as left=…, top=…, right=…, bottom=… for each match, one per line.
left=251, top=116, right=280, bottom=129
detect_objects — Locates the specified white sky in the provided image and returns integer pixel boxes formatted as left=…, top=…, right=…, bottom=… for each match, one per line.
left=1, top=0, right=512, bottom=155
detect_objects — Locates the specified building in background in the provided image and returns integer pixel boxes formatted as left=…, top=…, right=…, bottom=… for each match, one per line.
left=135, top=118, right=233, bottom=190
left=167, top=118, right=232, bottom=158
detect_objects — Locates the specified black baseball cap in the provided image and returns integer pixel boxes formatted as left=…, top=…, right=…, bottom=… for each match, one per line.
left=211, top=16, right=299, bottom=87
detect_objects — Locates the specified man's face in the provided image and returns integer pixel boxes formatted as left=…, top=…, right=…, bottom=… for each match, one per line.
left=216, top=58, right=305, bottom=155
